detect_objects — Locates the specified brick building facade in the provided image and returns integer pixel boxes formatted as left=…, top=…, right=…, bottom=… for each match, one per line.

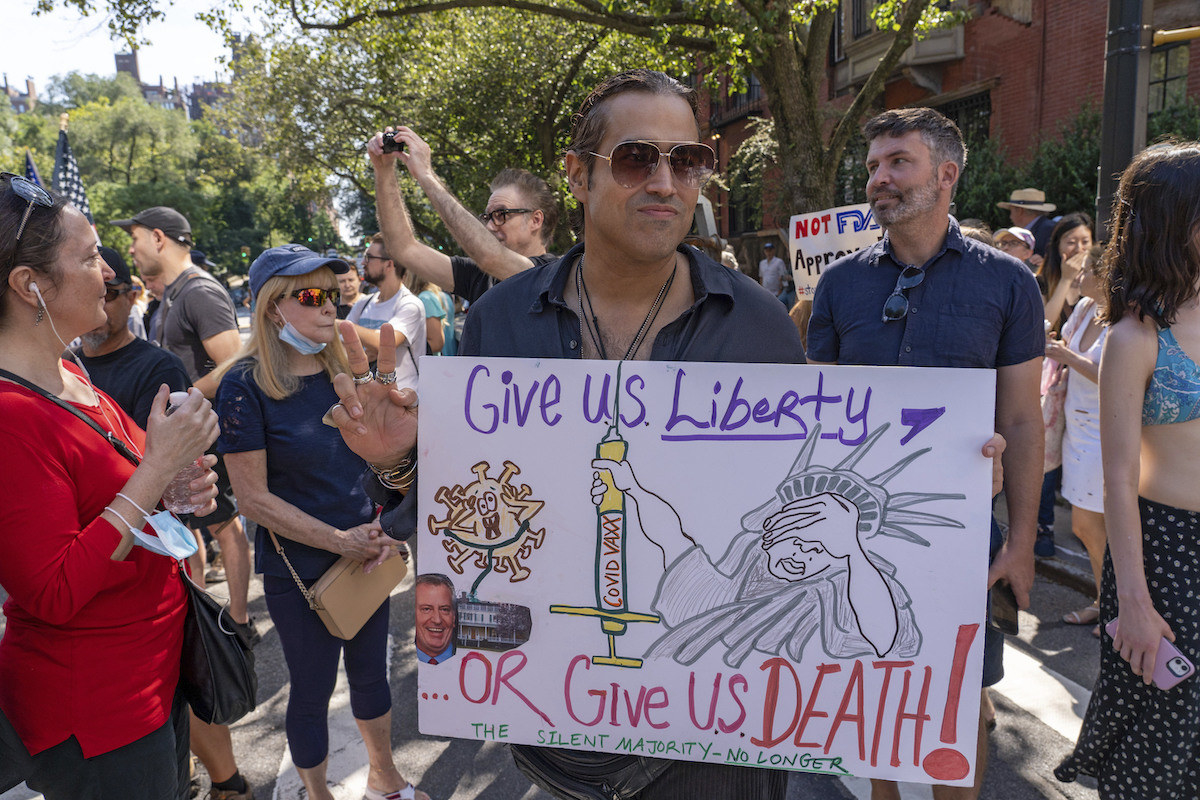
left=702, top=0, right=1200, bottom=263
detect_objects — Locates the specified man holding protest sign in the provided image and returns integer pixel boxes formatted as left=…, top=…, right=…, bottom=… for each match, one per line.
left=331, top=69, right=805, bottom=799
left=457, top=67, right=807, bottom=799
left=806, top=108, right=1044, bottom=800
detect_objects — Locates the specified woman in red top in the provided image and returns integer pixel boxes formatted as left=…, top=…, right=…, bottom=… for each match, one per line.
left=0, top=175, right=218, bottom=799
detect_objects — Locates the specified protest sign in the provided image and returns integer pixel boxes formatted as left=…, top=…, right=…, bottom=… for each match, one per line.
left=789, top=203, right=883, bottom=298
left=417, top=358, right=995, bottom=785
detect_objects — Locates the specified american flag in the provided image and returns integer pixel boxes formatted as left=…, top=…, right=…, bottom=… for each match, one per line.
left=24, top=150, right=43, bottom=187
left=53, top=129, right=93, bottom=223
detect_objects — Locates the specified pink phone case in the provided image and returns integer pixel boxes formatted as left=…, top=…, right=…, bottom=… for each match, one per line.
left=1105, top=619, right=1196, bottom=690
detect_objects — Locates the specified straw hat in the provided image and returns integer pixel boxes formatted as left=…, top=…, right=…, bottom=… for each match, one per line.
left=997, top=188, right=1056, bottom=213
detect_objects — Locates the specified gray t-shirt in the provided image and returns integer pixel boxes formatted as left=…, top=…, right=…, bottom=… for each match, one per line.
left=155, top=266, right=238, bottom=382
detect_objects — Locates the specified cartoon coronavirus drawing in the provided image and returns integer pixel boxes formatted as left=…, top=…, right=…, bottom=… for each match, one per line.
left=427, top=460, right=547, bottom=595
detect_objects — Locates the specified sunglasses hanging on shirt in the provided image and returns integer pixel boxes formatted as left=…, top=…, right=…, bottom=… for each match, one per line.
left=881, top=266, right=926, bottom=323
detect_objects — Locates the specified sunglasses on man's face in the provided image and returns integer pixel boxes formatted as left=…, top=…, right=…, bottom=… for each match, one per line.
left=104, top=284, right=133, bottom=302
left=288, top=287, right=340, bottom=307
left=2, top=173, right=54, bottom=265
left=589, top=141, right=716, bottom=189
left=478, top=208, right=533, bottom=226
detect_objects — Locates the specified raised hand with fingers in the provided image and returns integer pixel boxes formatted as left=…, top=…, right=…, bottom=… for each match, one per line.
left=330, top=322, right=418, bottom=469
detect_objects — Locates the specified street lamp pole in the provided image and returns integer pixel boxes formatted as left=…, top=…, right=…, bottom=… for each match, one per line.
left=1096, top=0, right=1153, bottom=240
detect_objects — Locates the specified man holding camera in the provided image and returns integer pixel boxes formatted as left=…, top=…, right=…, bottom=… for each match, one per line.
left=367, top=127, right=557, bottom=304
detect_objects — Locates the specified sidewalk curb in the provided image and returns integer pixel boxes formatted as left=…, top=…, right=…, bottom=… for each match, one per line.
left=1035, top=556, right=1097, bottom=599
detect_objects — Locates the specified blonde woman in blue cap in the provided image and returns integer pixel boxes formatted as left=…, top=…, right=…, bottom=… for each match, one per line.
left=214, top=245, right=427, bottom=800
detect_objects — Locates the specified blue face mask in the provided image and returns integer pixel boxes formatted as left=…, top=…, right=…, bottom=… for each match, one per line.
left=278, top=308, right=327, bottom=355
left=111, top=493, right=199, bottom=560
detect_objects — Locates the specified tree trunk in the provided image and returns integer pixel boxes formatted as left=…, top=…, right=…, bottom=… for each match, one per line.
left=749, top=7, right=842, bottom=218
left=755, top=35, right=840, bottom=217
left=750, top=0, right=935, bottom=218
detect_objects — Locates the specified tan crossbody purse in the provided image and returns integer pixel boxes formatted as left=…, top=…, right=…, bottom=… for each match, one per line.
left=268, top=530, right=408, bottom=640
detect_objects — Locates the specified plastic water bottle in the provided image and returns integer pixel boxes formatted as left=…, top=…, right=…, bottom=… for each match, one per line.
left=161, top=391, right=206, bottom=514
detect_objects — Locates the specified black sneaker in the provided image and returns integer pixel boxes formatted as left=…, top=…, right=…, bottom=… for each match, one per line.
left=1034, top=525, right=1056, bottom=558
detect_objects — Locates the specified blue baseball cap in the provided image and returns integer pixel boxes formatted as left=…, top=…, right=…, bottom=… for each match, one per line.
left=249, top=244, right=350, bottom=299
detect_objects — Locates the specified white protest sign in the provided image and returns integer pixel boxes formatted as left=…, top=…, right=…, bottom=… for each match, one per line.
left=789, top=203, right=883, bottom=298
left=417, top=358, right=995, bottom=785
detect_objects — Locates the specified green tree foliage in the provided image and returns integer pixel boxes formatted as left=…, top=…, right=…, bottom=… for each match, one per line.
left=215, top=13, right=683, bottom=251
left=273, top=0, right=963, bottom=215
left=1020, top=108, right=1102, bottom=225
left=40, top=72, right=146, bottom=114
left=951, top=136, right=1023, bottom=230
left=723, top=116, right=774, bottom=231
left=41, top=0, right=961, bottom=214
left=0, top=71, right=345, bottom=276
left=1149, top=99, right=1200, bottom=144
left=951, top=101, right=1200, bottom=233
left=0, top=97, right=20, bottom=164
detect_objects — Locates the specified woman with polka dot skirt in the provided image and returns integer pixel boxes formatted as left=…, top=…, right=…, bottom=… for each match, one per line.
left=1056, top=142, right=1200, bottom=798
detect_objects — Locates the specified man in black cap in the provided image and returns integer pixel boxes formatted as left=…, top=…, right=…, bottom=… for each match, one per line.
left=111, top=209, right=253, bottom=622
left=111, top=207, right=242, bottom=397
left=77, top=247, right=191, bottom=430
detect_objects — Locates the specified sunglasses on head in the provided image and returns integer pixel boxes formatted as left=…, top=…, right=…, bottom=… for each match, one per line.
left=2, top=173, right=54, bottom=265
left=881, top=265, right=926, bottom=323
left=478, top=208, right=533, bottom=226
left=288, top=287, right=340, bottom=307
left=589, top=141, right=716, bottom=189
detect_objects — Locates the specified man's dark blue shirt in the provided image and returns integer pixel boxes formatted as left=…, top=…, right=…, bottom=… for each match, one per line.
left=806, top=217, right=1044, bottom=368
left=460, top=242, right=806, bottom=363
left=806, top=215, right=1043, bottom=690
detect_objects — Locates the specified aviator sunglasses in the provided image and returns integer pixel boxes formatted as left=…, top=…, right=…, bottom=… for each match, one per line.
left=288, top=287, right=340, bottom=307
left=2, top=173, right=55, bottom=267
left=881, top=265, right=925, bottom=323
left=589, top=141, right=716, bottom=189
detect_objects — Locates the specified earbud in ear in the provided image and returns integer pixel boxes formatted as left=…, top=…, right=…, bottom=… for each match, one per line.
left=29, top=282, right=43, bottom=305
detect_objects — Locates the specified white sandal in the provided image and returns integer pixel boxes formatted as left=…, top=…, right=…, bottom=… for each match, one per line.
left=364, top=784, right=424, bottom=800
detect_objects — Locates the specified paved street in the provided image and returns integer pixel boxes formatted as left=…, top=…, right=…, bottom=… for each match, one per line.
left=1, top=505, right=1104, bottom=800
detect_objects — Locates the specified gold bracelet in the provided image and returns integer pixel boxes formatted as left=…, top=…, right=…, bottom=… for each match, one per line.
left=369, top=449, right=417, bottom=492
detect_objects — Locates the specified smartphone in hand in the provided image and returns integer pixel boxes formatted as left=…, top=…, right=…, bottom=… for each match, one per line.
left=1105, top=619, right=1196, bottom=690
left=989, top=581, right=1019, bottom=635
